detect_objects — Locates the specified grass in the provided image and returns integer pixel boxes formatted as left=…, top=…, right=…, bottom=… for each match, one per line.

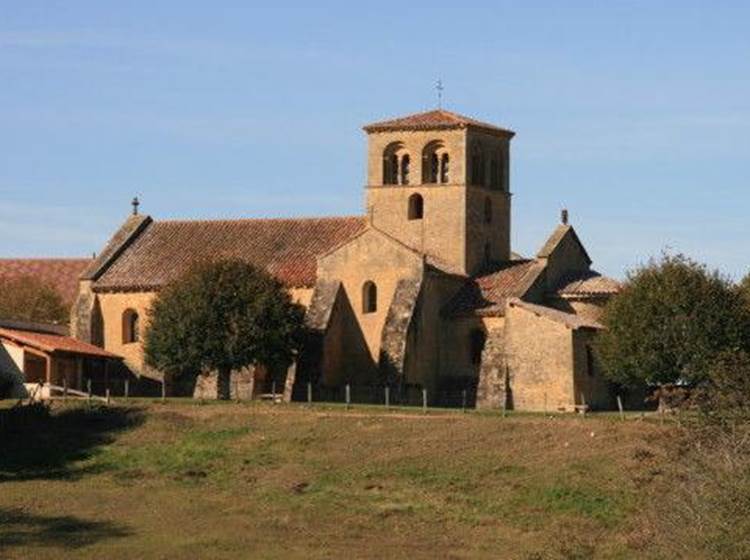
left=0, top=400, right=676, bottom=559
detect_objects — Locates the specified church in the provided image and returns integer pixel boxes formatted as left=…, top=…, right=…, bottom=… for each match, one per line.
left=71, top=109, right=621, bottom=411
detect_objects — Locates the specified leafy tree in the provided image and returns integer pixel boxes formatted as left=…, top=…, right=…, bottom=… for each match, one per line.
left=739, top=272, right=750, bottom=307
left=144, top=260, right=305, bottom=399
left=0, top=275, right=69, bottom=323
left=595, top=254, right=750, bottom=388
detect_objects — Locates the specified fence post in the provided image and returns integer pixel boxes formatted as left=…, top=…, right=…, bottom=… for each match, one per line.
left=271, top=381, right=276, bottom=403
left=616, top=395, right=624, bottom=421
left=63, top=378, right=68, bottom=403
left=422, top=388, right=427, bottom=414
left=385, top=386, right=390, bottom=410
left=345, top=384, right=351, bottom=410
left=106, top=387, right=111, bottom=405
left=161, top=379, right=166, bottom=403
left=580, top=392, right=587, bottom=415
left=87, top=378, right=92, bottom=401
left=462, top=389, right=467, bottom=413
left=234, top=376, right=240, bottom=403
left=124, top=379, right=129, bottom=400
left=307, top=382, right=312, bottom=405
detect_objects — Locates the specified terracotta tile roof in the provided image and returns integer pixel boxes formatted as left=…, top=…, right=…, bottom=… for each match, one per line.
left=363, top=109, right=515, bottom=136
left=555, top=270, right=621, bottom=297
left=82, top=214, right=152, bottom=281
left=93, top=216, right=368, bottom=291
left=0, top=327, right=121, bottom=358
left=0, top=258, right=92, bottom=305
left=507, top=298, right=603, bottom=330
left=444, top=260, right=545, bottom=317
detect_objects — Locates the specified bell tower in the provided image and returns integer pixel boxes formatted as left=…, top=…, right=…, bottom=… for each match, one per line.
left=363, top=109, right=515, bottom=275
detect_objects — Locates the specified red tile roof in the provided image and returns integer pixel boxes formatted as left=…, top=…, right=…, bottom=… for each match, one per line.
left=0, top=258, right=92, bottom=304
left=0, top=327, right=121, bottom=358
left=507, top=299, right=603, bottom=330
left=445, top=260, right=545, bottom=317
left=93, top=216, right=368, bottom=291
left=555, top=270, right=621, bottom=297
left=363, top=109, right=515, bottom=136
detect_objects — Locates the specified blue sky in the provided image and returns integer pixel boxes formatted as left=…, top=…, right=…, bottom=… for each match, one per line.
left=1, top=1, right=748, bottom=279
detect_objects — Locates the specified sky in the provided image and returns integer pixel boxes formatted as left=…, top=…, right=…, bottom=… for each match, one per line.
left=1, top=1, right=748, bottom=279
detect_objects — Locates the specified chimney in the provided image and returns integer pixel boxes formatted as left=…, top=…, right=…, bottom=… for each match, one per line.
left=561, top=208, right=569, bottom=225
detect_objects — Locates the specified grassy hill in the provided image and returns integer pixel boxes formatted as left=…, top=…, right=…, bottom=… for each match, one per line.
left=0, top=401, right=674, bottom=559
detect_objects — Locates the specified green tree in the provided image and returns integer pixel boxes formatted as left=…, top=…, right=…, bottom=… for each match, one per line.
left=144, top=260, right=305, bottom=399
left=595, top=254, right=750, bottom=388
left=739, top=272, right=750, bottom=307
left=0, top=275, right=69, bottom=323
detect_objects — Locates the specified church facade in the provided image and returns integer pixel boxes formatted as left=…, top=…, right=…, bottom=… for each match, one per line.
left=71, top=109, right=620, bottom=411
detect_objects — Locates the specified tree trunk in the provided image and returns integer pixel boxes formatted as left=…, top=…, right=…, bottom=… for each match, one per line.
left=217, top=367, right=231, bottom=400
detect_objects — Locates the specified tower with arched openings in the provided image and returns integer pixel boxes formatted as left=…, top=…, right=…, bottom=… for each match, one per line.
left=363, top=109, right=513, bottom=275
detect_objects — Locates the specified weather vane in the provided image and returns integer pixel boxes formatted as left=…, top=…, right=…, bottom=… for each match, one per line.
left=436, top=79, right=444, bottom=109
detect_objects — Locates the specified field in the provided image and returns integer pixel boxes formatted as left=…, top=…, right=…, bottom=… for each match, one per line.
left=0, top=401, right=675, bottom=559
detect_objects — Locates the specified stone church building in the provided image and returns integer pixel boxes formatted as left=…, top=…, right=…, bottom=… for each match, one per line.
left=71, top=109, right=620, bottom=411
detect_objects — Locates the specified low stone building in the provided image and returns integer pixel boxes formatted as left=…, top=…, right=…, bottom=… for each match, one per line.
left=71, top=109, right=621, bottom=411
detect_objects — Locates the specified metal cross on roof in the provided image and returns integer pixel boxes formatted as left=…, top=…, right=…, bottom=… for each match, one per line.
left=131, top=196, right=140, bottom=216
left=436, top=79, right=444, bottom=109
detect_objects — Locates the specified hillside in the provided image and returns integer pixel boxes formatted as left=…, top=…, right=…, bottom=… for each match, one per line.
left=0, top=402, right=673, bottom=559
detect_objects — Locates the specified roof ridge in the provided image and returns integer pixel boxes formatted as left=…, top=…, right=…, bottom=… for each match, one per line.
left=155, top=215, right=365, bottom=225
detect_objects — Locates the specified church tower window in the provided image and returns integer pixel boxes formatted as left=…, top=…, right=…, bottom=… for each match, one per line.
left=440, top=153, right=449, bottom=183
left=382, top=142, right=405, bottom=185
left=362, top=281, right=377, bottom=314
left=408, top=193, right=424, bottom=220
left=400, top=154, right=410, bottom=185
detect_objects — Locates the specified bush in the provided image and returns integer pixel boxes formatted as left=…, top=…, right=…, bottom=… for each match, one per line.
left=0, top=275, right=68, bottom=323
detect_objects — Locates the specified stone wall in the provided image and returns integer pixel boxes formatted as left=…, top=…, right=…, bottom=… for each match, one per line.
left=379, top=277, right=422, bottom=385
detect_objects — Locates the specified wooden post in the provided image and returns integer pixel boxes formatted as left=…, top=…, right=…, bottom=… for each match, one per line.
left=385, top=386, right=390, bottom=409
left=271, top=381, right=276, bottom=403
left=307, top=382, right=312, bottom=405
left=161, top=379, right=166, bottom=403
left=580, top=392, right=587, bottom=415
left=345, top=384, right=351, bottom=410
left=106, top=387, right=111, bottom=405
left=87, top=378, right=92, bottom=400
left=462, top=389, right=467, bottom=413
left=422, top=388, right=427, bottom=414
left=616, top=395, right=624, bottom=421
left=63, top=377, right=68, bottom=403
left=124, top=378, right=130, bottom=400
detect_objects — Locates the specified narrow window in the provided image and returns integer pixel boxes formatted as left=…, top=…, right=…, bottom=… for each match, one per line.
left=470, top=329, right=486, bottom=365
left=400, top=154, right=410, bottom=185
left=429, top=152, right=439, bottom=183
left=484, top=197, right=492, bottom=224
left=122, top=309, right=140, bottom=344
left=383, top=142, right=404, bottom=185
left=471, top=145, right=485, bottom=186
left=440, top=153, right=449, bottom=183
left=362, top=281, right=377, bottom=314
left=408, top=193, right=424, bottom=220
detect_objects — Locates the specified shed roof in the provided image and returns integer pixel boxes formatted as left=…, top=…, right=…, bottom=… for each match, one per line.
left=0, top=327, right=121, bottom=358
left=506, top=298, right=603, bottom=330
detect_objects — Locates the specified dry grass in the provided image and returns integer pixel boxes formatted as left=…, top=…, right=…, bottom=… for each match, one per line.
left=0, top=401, right=675, bottom=559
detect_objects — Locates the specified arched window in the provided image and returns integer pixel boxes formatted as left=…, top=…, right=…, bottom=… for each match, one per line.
left=382, top=142, right=404, bottom=185
left=400, top=154, right=410, bottom=185
left=122, top=309, right=140, bottom=344
left=470, top=329, right=486, bottom=365
left=362, top=281, right=377, bottom=314
left=422, top=140, right=448, bottom=184
left=408, top=193, right=424, bottom=220
left=471, top=143, right=485, bottom=186
left=484, top=197, right=492, bottom=224
left=440, top=153, right=449, bottom=183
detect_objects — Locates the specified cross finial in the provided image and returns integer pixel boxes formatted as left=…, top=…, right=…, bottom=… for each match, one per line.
left=131, top=196, right=140, bottom=216
left=436, top=79, right=444, bottom=109
left=561, top=208, right=569, bottom=225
